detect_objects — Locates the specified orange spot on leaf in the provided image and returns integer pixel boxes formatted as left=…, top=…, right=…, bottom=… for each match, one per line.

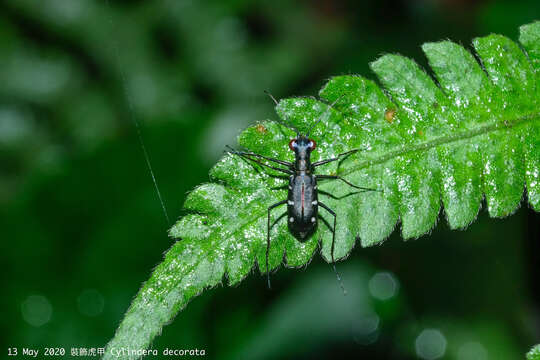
left=384, top=108, right=396, bottom=123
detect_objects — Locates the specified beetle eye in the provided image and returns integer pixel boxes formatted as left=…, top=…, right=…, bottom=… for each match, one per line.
left=288, top=139, right=297, bottom=151
left=308, top=139, right=316, bottom=150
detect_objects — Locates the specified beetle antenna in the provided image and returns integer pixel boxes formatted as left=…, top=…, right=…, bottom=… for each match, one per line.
left=333, top=264, right=347, bottom=296
left=264, top=90, right=300, bottom=136
left=307, top=95, right=345, bottom=137
left=264, top=90, right=279, bottom=105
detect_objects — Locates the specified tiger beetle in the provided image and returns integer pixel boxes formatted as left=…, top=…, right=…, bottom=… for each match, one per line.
left=227, top=92, right=380, bottom=293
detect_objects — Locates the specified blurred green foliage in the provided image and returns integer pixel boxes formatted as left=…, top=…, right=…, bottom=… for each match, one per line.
left=529, top=344, right=540, bottom=360
left=1, top=0, right=539, bottom=359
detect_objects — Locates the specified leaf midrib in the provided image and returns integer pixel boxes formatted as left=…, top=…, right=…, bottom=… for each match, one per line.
left=195, top=111, right=540, bottom=278
left=340, top=111, right=540, bottom=176
left=129, top=198, right=271, bottom=348
left=139, top=111, right=539, bottom=346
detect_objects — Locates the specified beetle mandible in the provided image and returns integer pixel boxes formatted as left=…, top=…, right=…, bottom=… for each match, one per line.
left=228, top=92, right=379, bottom=291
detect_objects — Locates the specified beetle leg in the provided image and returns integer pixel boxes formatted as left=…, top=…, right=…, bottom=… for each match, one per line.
left=266, top=200, right=287, bottom=289
left=228, top=148, right=293, bottom=175
left=311, top=149, right=360, bottom=167
left=318, top=201, right=347, bottom=296
left=226, top=145, right=293, bottom=167
left=316, top=174, right=381, bottom=192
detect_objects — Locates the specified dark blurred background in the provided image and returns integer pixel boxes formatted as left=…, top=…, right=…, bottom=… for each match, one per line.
left=1, top=0, right=539, bottom=359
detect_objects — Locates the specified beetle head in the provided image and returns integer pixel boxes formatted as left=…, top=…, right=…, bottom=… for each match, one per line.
left=289, top=135, right=316, bottom=153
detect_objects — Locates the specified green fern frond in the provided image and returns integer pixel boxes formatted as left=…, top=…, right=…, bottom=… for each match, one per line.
left=528, top=344, right=540, bottom=360
left=104, top=21, right=540, bottom=359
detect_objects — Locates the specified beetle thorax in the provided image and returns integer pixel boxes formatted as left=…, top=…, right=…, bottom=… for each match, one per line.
left=290, top=136, right=315, bottom=172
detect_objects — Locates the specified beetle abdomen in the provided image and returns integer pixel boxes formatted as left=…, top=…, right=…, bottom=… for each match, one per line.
left=287, top=174, right=318, bottom=240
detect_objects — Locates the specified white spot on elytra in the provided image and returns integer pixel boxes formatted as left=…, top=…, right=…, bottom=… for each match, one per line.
left=289, top=217, right=294, bottom=223
left=288, top=200, right=294, bottom=205
left=311, top=217, right=316, bottom=223
left=312, top=200, right=318, bottom=205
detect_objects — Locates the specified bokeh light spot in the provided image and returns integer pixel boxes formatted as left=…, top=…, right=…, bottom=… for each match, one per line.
left=352, top=313, right=380, bottom=345
left=21, top=295, right=52, bottom=327
left=368, top=271, right=399, bottom=300
left=415, top=328, right=447, bottom=360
